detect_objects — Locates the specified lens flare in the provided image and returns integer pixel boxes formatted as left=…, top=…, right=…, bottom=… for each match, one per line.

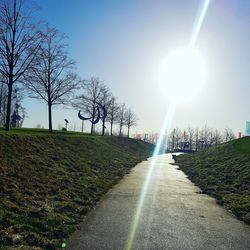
left=126, top=1, right=210, bottom=249
left=159, top=48, right=207, bottom=102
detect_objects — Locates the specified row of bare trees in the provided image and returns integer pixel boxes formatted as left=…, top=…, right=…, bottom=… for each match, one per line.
left=73, top=77, right=137, bottom=136
left=167, top=126, right=235, bottom=152
left=0, top=0, right=137, bottom=136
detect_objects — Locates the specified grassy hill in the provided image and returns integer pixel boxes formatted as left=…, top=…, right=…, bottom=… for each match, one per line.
left=0, top=128, right=154, bottom=250
left=176, top=136, right=250, bottom=225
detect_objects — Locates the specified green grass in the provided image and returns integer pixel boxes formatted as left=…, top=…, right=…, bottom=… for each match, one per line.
left=233, top=136, right=250, bottom=153
left=0, top=127, right=93, bottom=137
left=0, top=129, right=154, bottom=249
left=176, top=136, right=250, bottom=224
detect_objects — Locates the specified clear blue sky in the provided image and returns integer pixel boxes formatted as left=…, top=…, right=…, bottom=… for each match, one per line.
left=23, top=0, right=250, bottom=135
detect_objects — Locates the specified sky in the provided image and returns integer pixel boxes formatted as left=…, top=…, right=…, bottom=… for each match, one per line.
left=22, top=0, right=250, bottom=135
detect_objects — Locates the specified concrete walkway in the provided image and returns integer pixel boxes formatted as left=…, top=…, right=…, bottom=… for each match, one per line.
left=67, top=154, right=250, bottom=250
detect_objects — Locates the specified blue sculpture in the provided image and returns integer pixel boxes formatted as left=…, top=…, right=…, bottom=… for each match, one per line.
left=78, top=102, right=107, bottom=134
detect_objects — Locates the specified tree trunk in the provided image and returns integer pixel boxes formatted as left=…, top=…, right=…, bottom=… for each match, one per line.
left=90, top=104, right=95, bottom=135
left=81, top=120, right=84, bottom=133
left=0, top=84, right=3, bottom=123
left=2, top=101, right=7, bottom=126
left=102, top=118, right=105, bottom=136
left=119, top=122, right=122, bottom=136
left=110, top=121, right=113, bottom=136
left=172, top=129, right=175, bottom=152
left=5, top=84, right=13, bottom=131
left=127, top=125, right=130, bottom=138
left=48, top=101, right=53, bottom=133
left=90, top=123, right=93, bottom=135
left=0, top=84, right=2, bottom=115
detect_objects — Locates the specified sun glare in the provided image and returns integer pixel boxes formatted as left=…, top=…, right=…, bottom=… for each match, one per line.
left=159, top=48, right=207, bottom=102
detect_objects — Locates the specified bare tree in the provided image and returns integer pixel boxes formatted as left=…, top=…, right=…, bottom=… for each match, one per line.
left=0, top=0, right=42, bottom=130
left=181, top=130, right=189, bottom=150
left=24, top=25, right=79, bottom=133
left=118, top=103, right=126, bottom=136
left=0, top=80, right=8, bottom=125
left=169, top=128, right=175, bottom=152
left=99, top=86, right=111, bottom=136
left=0, top=81, right=26, bottom=127
left=224, top=128, right=235, bottom=142
left=194, top=128, right=200, bottom=151
left=187, top=126, right=195, bottom=151
left=10, top=87, right=26, bottom=127
left=174, top=127, right=182, bottom=150
left=214, top=129, right=222, bottom=145
left=73, top=77, right=105, bottom=135
left=200, top=125, right=211, bottom=149
left=167, top=127, right=183, bottom=151
left=124, top=107, right=137, bottom=138
left=107, top=96, right=119, bottom=136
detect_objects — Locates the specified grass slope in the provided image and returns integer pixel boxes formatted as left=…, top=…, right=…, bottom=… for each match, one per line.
left=176, top=136, right=250, bottom=225
left=0, top=129, right=153, bottom=249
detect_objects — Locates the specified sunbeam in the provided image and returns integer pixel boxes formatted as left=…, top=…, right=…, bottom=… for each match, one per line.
left=189, top=0, right=210, bottom=49
left=126, top=103, right=176, bottom=250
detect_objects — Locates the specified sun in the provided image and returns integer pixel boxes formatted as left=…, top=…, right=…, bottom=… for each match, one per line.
left=159, top=48, right=207, bottom=102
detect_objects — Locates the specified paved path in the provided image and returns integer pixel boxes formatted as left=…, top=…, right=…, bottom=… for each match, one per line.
left=67, top=154, right=250, bottom=250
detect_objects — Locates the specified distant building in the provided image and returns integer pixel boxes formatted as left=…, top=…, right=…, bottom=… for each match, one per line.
left=246, top=121, right=250, bottom=135
left=135, top=133, right=141, bottom=140
left=238, top=132, right=242, bottom=139
left=135, top=132, right=159, bottom=144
